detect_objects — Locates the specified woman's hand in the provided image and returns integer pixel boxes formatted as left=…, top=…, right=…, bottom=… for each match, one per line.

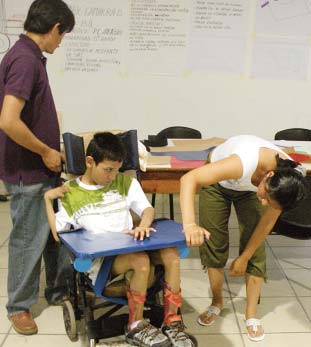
left=183, top=223, right=210, bottom=247
left=229, top=255, right=248, bottom=277
left=124, top=226, right=156, bottom=240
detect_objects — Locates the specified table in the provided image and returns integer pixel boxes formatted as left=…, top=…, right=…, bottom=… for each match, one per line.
left=141, top=167, right=188, bottom=194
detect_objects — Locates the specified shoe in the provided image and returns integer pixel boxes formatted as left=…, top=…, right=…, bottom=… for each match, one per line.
left=162, top=321, right=195, bottom=347
left=197, top=305, right=221, bottom=326
left=245, top=318, right=265, bottom=342
left=9, top=311, right=38, bottom=335
left=125, top=320, right=171, bottom=347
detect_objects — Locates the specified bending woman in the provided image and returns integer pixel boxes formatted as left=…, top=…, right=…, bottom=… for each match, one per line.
left=179, top=135, right=307, bottom=342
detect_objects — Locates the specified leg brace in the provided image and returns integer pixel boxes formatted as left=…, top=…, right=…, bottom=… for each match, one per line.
left=126, top=288, right=146, bottom=326
left=163, top=282, right=182, bottom=325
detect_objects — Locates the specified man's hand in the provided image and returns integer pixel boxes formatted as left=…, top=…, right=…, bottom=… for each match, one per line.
left=229, top=255, right=249, bottom=277
left=124, top=226, right=156, bottom=240
left=183, top=223, right=210, bottom=247
left=44, top=185, right=69, bottom=201
left=42, top=148, right=63, bottom=172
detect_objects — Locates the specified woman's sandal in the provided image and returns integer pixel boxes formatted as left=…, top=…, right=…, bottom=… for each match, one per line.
left=245, top=318, right=265, bottom=342
left=197, top=305, right=221, bottom=326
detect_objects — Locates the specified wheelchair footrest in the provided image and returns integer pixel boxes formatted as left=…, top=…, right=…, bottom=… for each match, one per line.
left=144, top=304, right=164, bottom=328
left=87, top=313, right=128, bottom=339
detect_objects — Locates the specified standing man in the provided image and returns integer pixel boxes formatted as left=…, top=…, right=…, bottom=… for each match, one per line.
left=0, top=0, right=75, bottom=335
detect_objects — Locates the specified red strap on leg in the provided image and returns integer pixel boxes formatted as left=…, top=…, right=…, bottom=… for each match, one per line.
left=126, top=289, right=146, bottom=326
left=163, top=282, right=182, bottom=325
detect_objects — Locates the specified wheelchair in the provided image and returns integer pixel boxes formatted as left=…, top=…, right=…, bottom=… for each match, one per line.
left=58, top=219, right=197, bottom=347
left=62, top=258, right=166, bottom=346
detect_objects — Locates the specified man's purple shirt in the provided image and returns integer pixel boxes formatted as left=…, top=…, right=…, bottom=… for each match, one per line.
left=0, top=34, right=60, bottom=184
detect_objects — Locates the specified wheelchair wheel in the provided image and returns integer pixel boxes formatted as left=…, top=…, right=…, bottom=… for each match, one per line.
left=62, top=300, right=78, bottom=341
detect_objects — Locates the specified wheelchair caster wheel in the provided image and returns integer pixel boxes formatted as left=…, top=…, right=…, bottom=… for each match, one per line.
left=62, top=300, right=78, bottom=341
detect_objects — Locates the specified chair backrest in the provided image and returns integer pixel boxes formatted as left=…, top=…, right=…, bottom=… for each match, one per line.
left=274, top=128, right=311, bottom=141
left=62, top=130, right=140, bottom=178
left=62, top=132, right=86, bottom=176
left=273, top=175, right=311, bottom=239
left=157, top=126, right=202, bottom=139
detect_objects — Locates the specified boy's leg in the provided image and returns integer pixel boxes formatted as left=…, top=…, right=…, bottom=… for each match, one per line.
left=150, top=248, right=195, bottom=347
left=149, top=247, right=181, bottom=323
left=112, top=252, right=170, bottom=347
left=111, top=252, right=150, bottom=324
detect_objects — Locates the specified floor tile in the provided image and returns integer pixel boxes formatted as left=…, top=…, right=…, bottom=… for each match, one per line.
left=0, top=298, right=10, bottom=333
left=0, top=269, right=8, bottom=297
left=0, top=242, right=8, bottom=269
left=181, top=269, right=231, bottom=298
left=282, top=268, right=311, bottom=296
left=0, top=334, right=6, bottom=345
left=242, top=332, right=311, bottom=347
left=267, top=234, right=311, bottom=247
left=271, top=247, right=311, bottom=270
left=2, top=334, right=81, bottom=347
left=195, top=334, right=243, bottom=347
left=299, top=297, right=311, bottom=321
left=180, top=257, right=202, bottom=270
left=234, top=297, right=311, bottom=333
left=226, top=268, right=296, bottom=298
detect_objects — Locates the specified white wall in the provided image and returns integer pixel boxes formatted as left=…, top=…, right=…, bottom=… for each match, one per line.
left=45, top=0, right=311, bottom=141
left=48, top=65, right=311, bottom=141
left=2, top=0, right=311, bottom=141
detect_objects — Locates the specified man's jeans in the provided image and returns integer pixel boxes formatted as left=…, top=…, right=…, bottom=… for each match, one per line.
left=4, top=178, right=71, bottom=314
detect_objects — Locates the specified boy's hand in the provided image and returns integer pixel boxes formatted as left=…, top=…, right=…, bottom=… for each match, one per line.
left=124, top=226, right=156, bottom=240
left=44, top=185, right=70, bottom=200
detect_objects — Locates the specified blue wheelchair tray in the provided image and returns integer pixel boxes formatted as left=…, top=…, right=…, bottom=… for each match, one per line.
left=58, top=219, right=188, bottom=261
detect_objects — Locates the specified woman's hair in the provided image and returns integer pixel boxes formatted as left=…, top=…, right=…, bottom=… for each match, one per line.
left=86, top=132, right=126, bottom=165
left=266, top=155, right=308, bottom=210
left=24, top=0, right=75, bottom=34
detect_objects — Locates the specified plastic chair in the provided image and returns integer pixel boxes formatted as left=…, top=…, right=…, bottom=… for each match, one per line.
left=272, top=175, right=311, bottom=240
left=274, top=128, right=311, bottom=141
left=272, top=128, right=311, bottom=239
left=152, top=126, right=202, bottom=220
left=157, top=126, right=202, bottom=140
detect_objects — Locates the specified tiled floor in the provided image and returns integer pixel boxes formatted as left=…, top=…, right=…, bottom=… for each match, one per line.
left=0, top=194, right=311, bottom=347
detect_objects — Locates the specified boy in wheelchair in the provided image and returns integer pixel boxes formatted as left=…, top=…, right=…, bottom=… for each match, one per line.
left=44, top=132, right=194, bottom=347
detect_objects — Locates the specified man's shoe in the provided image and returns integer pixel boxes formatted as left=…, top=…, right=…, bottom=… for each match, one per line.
left=9, top=311, right=38, bottom=335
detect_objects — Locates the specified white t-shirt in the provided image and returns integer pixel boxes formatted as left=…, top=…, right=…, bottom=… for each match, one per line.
left=55, top=175, right=151, bottom=234
left=55, top=175, right=151, bottom=284
left=210, top=135, right=291, bottom=192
